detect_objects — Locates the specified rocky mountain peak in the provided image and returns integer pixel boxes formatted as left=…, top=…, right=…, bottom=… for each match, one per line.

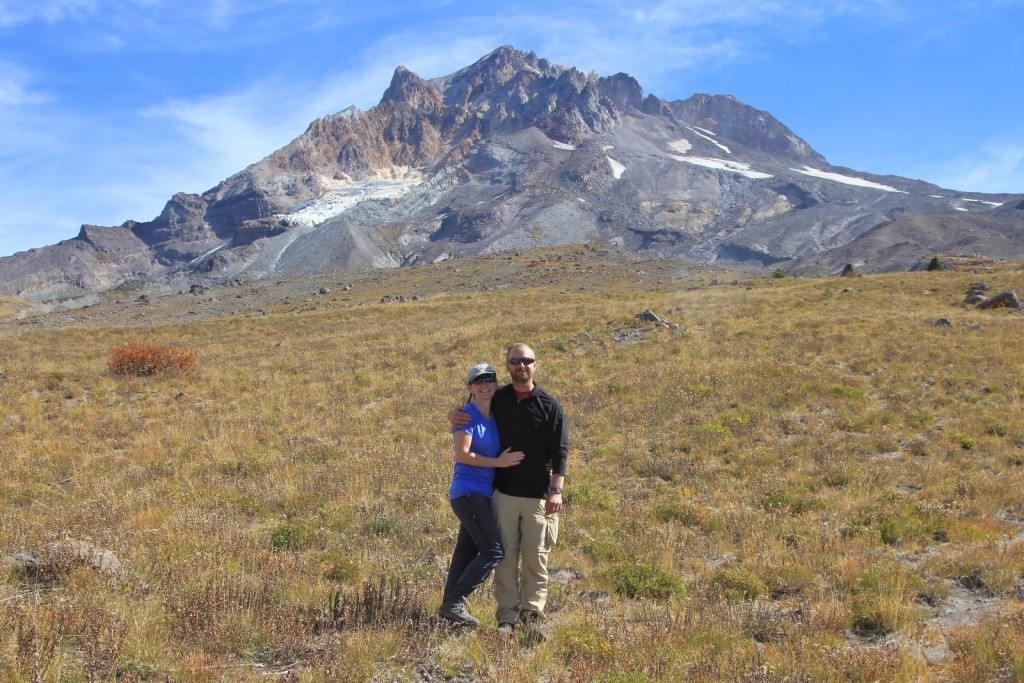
left=434, top=45, right=553, bottom=111
left=598, top=72, right=645, bottom=112
left=0, top=45, right=1020, bottom=303
left=669, top=93, right=823, bottom=163
left=380, top=65, right=444, bottom=114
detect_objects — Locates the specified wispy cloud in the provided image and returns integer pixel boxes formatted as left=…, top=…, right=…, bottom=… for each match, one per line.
left=0, top=61, right=50, bottom=107
left=926, top=140, right=1024, bottom=194
left=0, top=0, right=98, bottom=27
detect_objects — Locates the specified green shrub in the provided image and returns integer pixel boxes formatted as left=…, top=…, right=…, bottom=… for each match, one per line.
left=360, top=516, right=405, bottom=538
left=322, top=553, right=361, bottom=584
left=583, top=540, right=629, bottom=562
left=606, top=563, right=683, bottom=599
left=759, top=488, right=818, bottom=515
left=700, top=420, right=732, bottom=438
left=849, top=564, right=923, bottom=634
left=567, top=484, right=615, bottom=510
left=556, top=625, right=615, bottom=663
left=654, top=502, right=714, bottom=529
left=708, top=566, right=766, bottom=602
left=957, top=433, right=976, bottom=450
left=270, top=521, right=315, bottom=550
left=832, top=385, right=864, bottom=401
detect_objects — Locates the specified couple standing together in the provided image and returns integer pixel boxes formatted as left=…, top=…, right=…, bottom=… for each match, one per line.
left=440, top=343, right=569, bottom=632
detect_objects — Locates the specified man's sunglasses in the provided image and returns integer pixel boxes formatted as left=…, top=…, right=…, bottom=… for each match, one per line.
left=470, top=375, right=497, bottom=384
left=508, top=357, right=535, bottom=366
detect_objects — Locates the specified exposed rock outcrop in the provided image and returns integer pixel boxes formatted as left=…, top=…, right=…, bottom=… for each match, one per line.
left=4, top=538, right=127, bottom=583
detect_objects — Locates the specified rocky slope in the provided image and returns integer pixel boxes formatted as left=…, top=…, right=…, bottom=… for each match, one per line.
left=1, top=45, right=1021, bottom=301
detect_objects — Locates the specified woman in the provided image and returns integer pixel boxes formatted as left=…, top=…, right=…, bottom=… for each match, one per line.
left=438, top=362, right=524, bottom=626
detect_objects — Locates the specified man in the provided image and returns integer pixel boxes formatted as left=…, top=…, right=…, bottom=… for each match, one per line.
left=450, top=343, right=569, bottom=631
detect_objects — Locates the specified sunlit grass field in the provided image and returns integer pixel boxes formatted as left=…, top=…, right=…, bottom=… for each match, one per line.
left=1, top=247, right=1022, bottom=681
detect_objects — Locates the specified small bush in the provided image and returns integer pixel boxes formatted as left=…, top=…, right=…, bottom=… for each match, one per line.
left=759, top=488, right=819, bottom=515
left=926, top=255, right=945, bottom=271
left=270, top=521, right=315, bottom=550
left=583, top=540, right=630, bottom=563
left=566, top=484, right=615, bottom=510
left=606, top=563, right=683, bottom=599
left=105, top=340, right=198, bottom=376
left=847, top=564, right=923, bottom=634
left=654, top=501, right=715, bottom=529
left=360, top=516, right=405, bottom=538
left=556, top=625, right=615, bottom=663
left=708, top=566, right=766, bottom=602
left=322, top=553, right=361, bottom=584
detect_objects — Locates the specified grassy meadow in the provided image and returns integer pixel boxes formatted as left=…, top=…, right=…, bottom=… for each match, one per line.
left=1, top=246, right=1022, bottom=681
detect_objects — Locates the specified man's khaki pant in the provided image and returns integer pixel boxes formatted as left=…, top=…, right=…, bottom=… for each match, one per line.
left=491, top=489, right=559, bottom=625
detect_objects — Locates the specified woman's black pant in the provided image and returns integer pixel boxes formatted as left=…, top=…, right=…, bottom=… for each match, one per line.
left=443, top=492, right=504, bottom=605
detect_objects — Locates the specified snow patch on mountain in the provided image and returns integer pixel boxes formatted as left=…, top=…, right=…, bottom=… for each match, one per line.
left=667, top=139, right=692, bottom=154
left=688, top=126, right=731, bottom=154
left=553, top=142, right=577, bottom=151
left=671, top=155, right=772, bottom=180
left=794, top=167, right=906, bottom=193
left=607, top=157, right=625, bottom=179
left=282, top=178, right=420, bottom=227
left=187, top=242, right=227, bottom=268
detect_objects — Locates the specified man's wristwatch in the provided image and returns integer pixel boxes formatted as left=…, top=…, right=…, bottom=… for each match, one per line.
left=549, top=486, right=563, bottom=495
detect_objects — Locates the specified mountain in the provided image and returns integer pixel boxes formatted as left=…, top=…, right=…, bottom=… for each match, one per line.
left=2, top=45, right=1022, bottom=302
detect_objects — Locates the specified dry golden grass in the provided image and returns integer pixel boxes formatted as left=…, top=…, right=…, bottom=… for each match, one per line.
left=0, top=296, right=29, bottom=322
left=1, top=245, right=1022, bottom=681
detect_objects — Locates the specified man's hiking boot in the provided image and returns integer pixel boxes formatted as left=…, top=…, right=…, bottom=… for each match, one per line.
left=517, top=608, right=547, bottom=643
left=438, top=601, right=479, bottom=627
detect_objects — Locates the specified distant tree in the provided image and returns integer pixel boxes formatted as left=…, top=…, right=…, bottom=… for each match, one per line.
left=771, top=268, right=788, bottom=278
left=926, top=255, right=946, bottom=271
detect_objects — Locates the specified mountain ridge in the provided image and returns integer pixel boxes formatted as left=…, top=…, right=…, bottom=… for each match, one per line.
left=1, top=45, right=1021, bottom=302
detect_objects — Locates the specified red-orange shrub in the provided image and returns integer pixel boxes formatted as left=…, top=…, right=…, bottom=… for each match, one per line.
left=105, top=340, right=199, bottom=376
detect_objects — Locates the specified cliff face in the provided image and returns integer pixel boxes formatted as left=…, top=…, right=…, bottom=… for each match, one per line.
left=1, top=45, right=1020, bottom=301
left=0, top=226, right=159, bottom=301
left=666, top=94, right=824, bottom=163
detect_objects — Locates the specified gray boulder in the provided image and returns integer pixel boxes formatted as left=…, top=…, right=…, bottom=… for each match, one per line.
left=979, top=290, right=1020, bottom=309
left=3, top=538, right=125, bottom=582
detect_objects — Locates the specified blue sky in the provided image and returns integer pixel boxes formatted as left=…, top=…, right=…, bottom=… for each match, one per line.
left=1, top=0, right=1022, bottom=257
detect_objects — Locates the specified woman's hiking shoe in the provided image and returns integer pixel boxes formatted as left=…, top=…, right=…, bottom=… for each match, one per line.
left=438, top=601, right=479, bottom=626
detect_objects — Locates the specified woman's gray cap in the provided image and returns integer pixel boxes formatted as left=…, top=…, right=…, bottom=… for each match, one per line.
left=466, top=363, right=497, bottom=382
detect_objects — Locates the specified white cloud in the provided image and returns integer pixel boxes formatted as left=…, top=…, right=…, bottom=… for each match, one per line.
left=0, top=0, right=98, bottom=27
left=143, top=89, right=299, bottom=179
left=625, top=0, right=824, bottom=26
left=925, top=141, right=1024, bottom=194
left=0, top=61, right=50, bottom=107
